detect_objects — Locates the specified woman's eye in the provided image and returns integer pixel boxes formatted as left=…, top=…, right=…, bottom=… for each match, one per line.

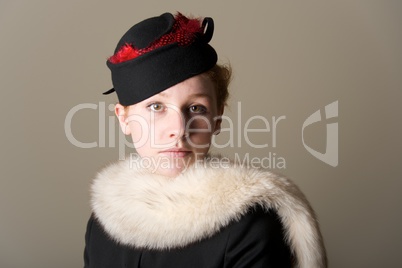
left=189, top=105, right=206, bottom=114
left=148, top=103, right=164, bottom=112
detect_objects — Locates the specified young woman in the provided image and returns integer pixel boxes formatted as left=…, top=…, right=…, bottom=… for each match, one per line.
left=84, top=12, right=327, bottom=268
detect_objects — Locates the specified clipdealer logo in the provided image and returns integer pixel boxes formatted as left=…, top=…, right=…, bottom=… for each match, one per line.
left=302, top=101, right=338, bottom=167
left=64, top=101, right=339, bottom=168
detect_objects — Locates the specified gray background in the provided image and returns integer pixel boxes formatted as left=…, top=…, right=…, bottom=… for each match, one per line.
left=1, top=0, right=401, bottom=267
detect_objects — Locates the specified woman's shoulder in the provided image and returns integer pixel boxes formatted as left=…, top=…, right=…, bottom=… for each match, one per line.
left=222, top=206, right=293, bottom=267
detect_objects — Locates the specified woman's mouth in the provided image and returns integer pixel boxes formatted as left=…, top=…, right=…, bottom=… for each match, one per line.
left=159, top=148, right=192, bottom=158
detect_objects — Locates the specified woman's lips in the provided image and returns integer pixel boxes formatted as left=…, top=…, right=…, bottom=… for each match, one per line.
left=159, top=148, right=191, bottom=158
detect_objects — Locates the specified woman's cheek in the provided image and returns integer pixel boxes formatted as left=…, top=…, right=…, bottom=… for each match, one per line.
left=188, top=115, right=214, bottom=132
left=129, top=120, right=150, bottom=146
left=188, top=118, right=215, bottom=148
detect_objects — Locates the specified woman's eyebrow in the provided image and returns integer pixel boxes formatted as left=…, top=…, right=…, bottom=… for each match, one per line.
left=189, top=93, right=212, bottom=100
left=157, top=91, right=169, bottom=97
left=156, top=92, right=212, bottom=100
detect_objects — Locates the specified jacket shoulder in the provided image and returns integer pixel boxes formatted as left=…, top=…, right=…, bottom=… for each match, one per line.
left=223, top=206, right=293, bottom=267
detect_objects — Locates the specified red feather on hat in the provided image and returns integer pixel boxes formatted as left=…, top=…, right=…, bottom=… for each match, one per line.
left=109, top=13, right=203, bottom=64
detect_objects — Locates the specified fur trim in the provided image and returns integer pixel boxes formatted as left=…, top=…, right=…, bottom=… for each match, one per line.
left=91, top=155, right=327, bottom=268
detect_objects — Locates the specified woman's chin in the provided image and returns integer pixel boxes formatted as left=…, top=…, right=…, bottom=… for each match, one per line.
left=155, top=166, right=188, bottom=178
left=147, top=157, right=193, bottom=178
left=139, top=153, right=209, bottom=177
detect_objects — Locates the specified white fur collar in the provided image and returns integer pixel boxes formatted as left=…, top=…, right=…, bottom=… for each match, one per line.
left=91, top=155, right=327, bottom=267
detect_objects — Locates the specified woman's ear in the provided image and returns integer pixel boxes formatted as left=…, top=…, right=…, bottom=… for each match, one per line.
left=115, top=103, right=131, bottom=135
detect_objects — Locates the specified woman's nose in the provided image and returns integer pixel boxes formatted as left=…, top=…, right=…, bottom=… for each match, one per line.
left=166, top=106, right=187, bottom=139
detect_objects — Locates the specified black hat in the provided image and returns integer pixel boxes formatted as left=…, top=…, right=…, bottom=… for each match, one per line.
left=104, top=12, right=217, bottom=106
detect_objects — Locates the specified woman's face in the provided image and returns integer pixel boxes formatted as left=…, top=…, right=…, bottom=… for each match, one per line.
left=116, top=74, right=222, bottom=177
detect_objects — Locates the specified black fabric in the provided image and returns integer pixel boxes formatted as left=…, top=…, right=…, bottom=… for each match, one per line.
left=106, top=42, right=217, bottom=106
left=104, top=13, right=218, bottom=106
left=114, top=13, right=174, bottom=51
left=84, top=206, right=292, bottom=268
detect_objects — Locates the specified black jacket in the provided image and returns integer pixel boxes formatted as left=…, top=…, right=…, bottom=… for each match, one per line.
left=84, top=207, right=292, bottom=267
